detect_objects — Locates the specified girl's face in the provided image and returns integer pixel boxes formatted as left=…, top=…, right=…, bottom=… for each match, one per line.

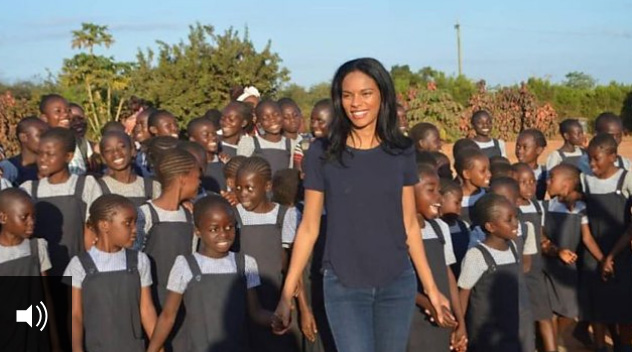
left=440, top=189, right=462, bottom=217
left=491, top=185, right=519, bottom=205
left=281, top=105, right=302, bottom=135
left=105, top=205, right=137, bottom=248
left=151, top=115, right=179, bottom=138
left=564, top=125, right=585, bottom=147
left=464, top=156, right=491, bottom=188
left=515, top=134, right=542, bottom=164
left=180, top=167, right=202, bottom=200
left=397, top=107, right=408, bottom=133
left=133, top=114, right=151, bottom=143
left=195, top=206, right=236, bottom=258
left=37, top=139, right=71, bottom=177
left=602, top=122, right=623, bottom=146
left=414, top=173, right=442, bottom=219
left=235, top=171, right=270, bottom=212
left=22, top=124, right=48, bottom=154
left=0, top=199, right=35, bottom=238
left=420, top=129, right=442, bottom=152
left=515, top=169, right=536, bottom=201
left=258, top=103, right=283, bottom=135
left=310, top=108, right=332, bottom=138
left=588, top=148, right=617, bottom=178
left=546, top=169, right=566, bottom=198
left=101, top=135, right=133, bottom=172
left=42, top=98, right=71, bottom=128
left=472, top=115, right=492, bottom=137
left=341, top=71, right=381, bottom=131
left=190, top=122, right=219, bottom=154
left=220, top=106, right=246, bottom=139
left=487, top=203, right=519, bottom=240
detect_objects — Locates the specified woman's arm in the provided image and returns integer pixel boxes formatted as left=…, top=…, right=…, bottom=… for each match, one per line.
left=274, top=190, right=324, bottom=330
left=139, top=286, right=158, bottom=339
left=146, top=291, right=183, bottom=352
left=70, top=288, right=84, bottom=352
left=402, top=185, right=453, bottom=325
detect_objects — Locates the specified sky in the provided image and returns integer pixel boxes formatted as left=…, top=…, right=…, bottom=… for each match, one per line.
left=1, top=0, right=631, bottom=88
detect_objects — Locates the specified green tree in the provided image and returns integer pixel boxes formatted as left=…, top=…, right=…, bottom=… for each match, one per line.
left=60, top=23, right=134, bottom=138
left=128, top=23, right=290, bottom=123
left=563, top=71, right=597, bottom=90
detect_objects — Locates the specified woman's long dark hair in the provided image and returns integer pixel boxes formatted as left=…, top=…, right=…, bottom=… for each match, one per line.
left=326, top=58, right=411, bottom=164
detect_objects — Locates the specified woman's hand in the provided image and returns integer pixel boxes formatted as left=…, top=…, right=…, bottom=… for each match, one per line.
left=300, top=308, right=318, bottom=342
left=427, top=289, right=455, bottom=327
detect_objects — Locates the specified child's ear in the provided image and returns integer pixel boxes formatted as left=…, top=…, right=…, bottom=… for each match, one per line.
left=0, top=211, right=7, bottom=225
left=483, top=221, right=495, bottom=234
left=462, top=169, right=471, bottom=181
left=416, top=140, right=424, bottom=151
left=97, top=220, right=110, bottom=233
left=535, top=146, right=544, bottom=155
left=265, top=180, right=272, bottom=193
left=149, top=126, right=158, bottom=135
left=65, top=152, right=74, bottom=163
left=194, top=227, right=201, bottom=238
left=18, top=132, right=28, bottom=144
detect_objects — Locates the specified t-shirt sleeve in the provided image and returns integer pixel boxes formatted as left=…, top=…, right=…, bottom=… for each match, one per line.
left=20, top=181, right=33, bottom=197
left=166, top=255, right=193, bottom=294
left=458, top=248, right=487, bottom=289
left=63, top=256, right=86, bottom=288
left=282, top=207, right=299, bottom=247
left=37, top=239, right=52, bottom=273
left=152, top=180, right=162, bottom=198
left=138, top=252, right=153, bottom=287
left=523, top=222, right=538, bottom=255
left=440, top=222, right=457, bottom=266
left=0, top=160, right=18, bottom=185
left=236, top=136, right=255, bottom=157
left=622, top=171, right=632, bottom=198
left=499, top=139, right=507, bottom=158
left=244, top=255, right=261, bottom=289
left=403, top=147, right=418, bottom=186
left=302, top=141, right=325, bottom=191
left=83, top=176, right=103, bottom=218
left=546, top=151, right=562, bottom=172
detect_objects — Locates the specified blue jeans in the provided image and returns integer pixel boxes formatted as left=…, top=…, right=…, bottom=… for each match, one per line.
left=323, top=265, right=417, bottom=352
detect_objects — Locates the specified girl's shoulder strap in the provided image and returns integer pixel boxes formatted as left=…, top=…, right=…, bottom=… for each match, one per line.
left=144, top=202, right=160, bottom=224
left=77, top=251, right=98, bottom=275
left=276, top=204, right=289, bottom=228
left=457, top=219, right=470, bottom=233
left=284, top=137, right=292, bottom=152
left=508, top=240, right=520, bottom=262
left=426, top=219, right=446, bottom=244
left=253, top=135, right=262, bottom=152
left=474, top=244, right=496, bottom=272
left=532, top=200, right=543, bottom=215
left=29, top=238, right=39, bottom=260
left=616, top=170, right=628, bottom=194
left=493, top=138, right=500, bottom=149
left=74, top=175, right=87, bottom=198
left=234, top=206, right=244, bottom=227
left=124, top=249, right=138, bottom=272
left=143, top=177, right=154, bottom=199
left=235, top=252, right=246, bottom=278
left=184, top=254, right=203, bottom=279
left=96, top=177, right=111, bottom=195
left=31, top=180, right=39, bottom=200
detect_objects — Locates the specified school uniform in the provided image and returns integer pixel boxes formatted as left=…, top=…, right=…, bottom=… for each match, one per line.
left=69, top=140, right=93, bottom=175
left=235, top=203, right=299, bottom=352
left=473, top=138, right=506, bottom=159
left=545, top=146, right=584, bottom=170
left=578, top=153, right=632, bottom=175
left=97, top=175, right=161, bottom=208
left=221, top=141, right=238, bottom=158
left=581, top=169, right=632, bottom=323
left=237, top=135, right=296, bottom=175
left=444, top=217, right=470, bottom=278
left=519, top=200, right=554, bottom=321
left=460, top=189, right=486, bottom=226
left=459, top=241, right=521, bottom=352
left=533, top=165, right=548, bottom=200
left=64, top=247, right=152, bottom=352
left=202, top=158, right=227, bottom=194
left=542, top=198, right=588, bottom=318
left=0, top=155, right=38, bottom=186
left=407, top=219, right=457, bottom=352
left=166, top=252, right=260, bottom=352
left=136, top=201, right=195, bottom=309
left=21, top=174, right=102, bottom=276
left=0, top=238, right=51, bottom=276
left=134, top=150, right=152, bottom=178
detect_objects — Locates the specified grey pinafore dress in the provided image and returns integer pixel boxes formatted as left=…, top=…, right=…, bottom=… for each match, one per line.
left=96, top=176, right=154, bottom=208
left=252, top=136, right=292, bottom=176
left=78, top=249, right=144, bottom=352
left=479, top=139, right=502, bottom=159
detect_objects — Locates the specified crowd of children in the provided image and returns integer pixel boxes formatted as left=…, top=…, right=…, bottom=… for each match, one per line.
left=0, top=85, right=631, bottom=352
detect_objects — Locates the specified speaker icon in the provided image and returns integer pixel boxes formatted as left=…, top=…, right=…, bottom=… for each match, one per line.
left=15, top=301, right=48, bottom=331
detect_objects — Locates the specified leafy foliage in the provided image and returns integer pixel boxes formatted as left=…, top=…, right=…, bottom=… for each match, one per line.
left=0, top=92, right=31, bottom=156
left=128, top=23, right=290, bottom=125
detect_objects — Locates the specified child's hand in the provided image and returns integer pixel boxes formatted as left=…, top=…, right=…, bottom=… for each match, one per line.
left=218, top=153, right=231, bottom=164
left=601, top=256, right=615, bottom=281
left=220, top=190, right=239, bottom=207
left=427, top=290, right=456, bottom=328
left=272, top=298, right=294, bottom=335
left=300, top=308, right=318, bottom=343
left=450, top=325, right=468, bottom=351
left=558, top=249, right=577, bottom=264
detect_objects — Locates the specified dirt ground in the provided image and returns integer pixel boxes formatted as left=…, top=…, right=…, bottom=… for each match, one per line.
left=443, top=137, right=632, bottom=351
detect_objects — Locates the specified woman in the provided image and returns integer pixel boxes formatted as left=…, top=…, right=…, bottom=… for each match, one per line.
left=273, top=58, right=452, bottom=352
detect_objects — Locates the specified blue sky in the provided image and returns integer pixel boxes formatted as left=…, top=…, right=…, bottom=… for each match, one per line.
left=1, top=0, right=631, bottom=87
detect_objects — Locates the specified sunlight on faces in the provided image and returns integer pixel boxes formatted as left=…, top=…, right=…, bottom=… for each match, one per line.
left=564, top=125, right=585, bottom=147
left=99, top=205, right=138, bottom=249
left=190, top=121, right=219, bottom=154
left=588, top=147, right=617, bottom=178
left=101, top=134, right=133, bottom=172
left=472, top=114, right=492, bottom=138
left=37, top=139, right=72, bottom=177
left=258, top=103, right=283, bottom=135
left=486, top=202, right=519, bottom=240
left=220, top=106, right=247, bottom=139
left=281, top=104, right=302, bottom=134
left=341, top=71, right=381, bottom=131
left=42, top=98, right=71, bottom=128
left=235, top=171, right=270, bottom=212
left=151, top=114, right=179, bottom=138
left=602, top=122, right=623, bottom=146
left=514, top=168, right=536, bottom=201
left=21, top=123, right=48, bottom=154
left=133, top=112, right=151, bottom=143
left=440, top=189, right=462, bottom=217
left=464, top=156, right=491, bottom=188
left=414, top=172, right=442, bottom=219
left=515, top=134, right=542, bottom=164
left=310, top=108, right=332, bottom=138
left=195, top=206, right=236, bottom=258
left=420, top=129, right=442, bottom=152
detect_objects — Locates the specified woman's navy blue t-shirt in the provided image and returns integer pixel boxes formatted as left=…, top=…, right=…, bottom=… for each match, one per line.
left=303, top=138, right=418, bottom=288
